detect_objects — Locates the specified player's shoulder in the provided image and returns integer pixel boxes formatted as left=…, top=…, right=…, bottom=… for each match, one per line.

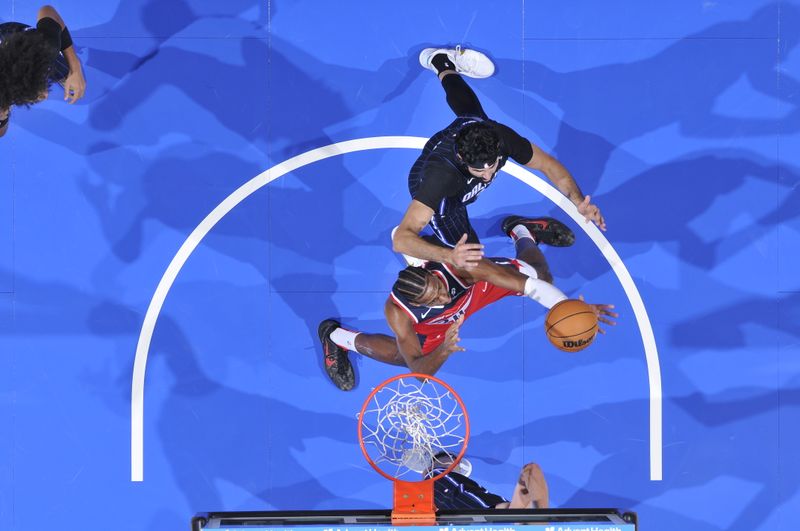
left=485, top=118, right=522, bottom=137
left=386, top=293, right=414, bottom=321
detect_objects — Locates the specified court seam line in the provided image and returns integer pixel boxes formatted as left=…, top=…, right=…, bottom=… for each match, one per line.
left=130, top=135, right=663, bottom=482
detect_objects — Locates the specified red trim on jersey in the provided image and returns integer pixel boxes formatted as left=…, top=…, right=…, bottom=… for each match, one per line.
left=389, top=292, right=419, bottom=323
left=431, top=269, right=450, bottom=292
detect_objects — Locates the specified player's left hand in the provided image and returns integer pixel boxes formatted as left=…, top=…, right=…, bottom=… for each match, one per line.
left=577, top=195, right=606, bottom=231
left=63, top=67, right=86, bottom=104
left=579, top=295, right=617, bottom=334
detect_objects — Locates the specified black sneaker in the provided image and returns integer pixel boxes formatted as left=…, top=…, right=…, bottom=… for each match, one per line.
left=318, top=319, right=355, bottom=391
left=501, top=215, right=575, bottom=247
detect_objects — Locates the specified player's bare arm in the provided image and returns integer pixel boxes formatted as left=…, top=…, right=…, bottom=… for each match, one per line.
left=526, top=144, right=606, bottom=231
left=37, top=5, right=85, bottom=103
left=452, top=259, right=528, bottom=293
left=385, top=301, right=464, bottom=376
left=393, top=201, right=485, bottom=269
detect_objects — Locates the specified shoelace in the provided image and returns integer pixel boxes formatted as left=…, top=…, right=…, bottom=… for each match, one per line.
left=453, top=44, right=475, bottom=71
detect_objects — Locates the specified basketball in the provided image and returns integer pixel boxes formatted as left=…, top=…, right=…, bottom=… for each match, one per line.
left=545, top=299, right=598, bottom=352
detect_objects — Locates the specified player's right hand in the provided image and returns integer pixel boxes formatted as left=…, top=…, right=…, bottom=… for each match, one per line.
left=577, top=195, right=606, bottom=231
left=442, top=316, right=466, bottom=355
left=578, top=295, right=618, bottom=334
left=449, top=233, right=484, bottom=270
left=64, top=67, right=87, bottom=104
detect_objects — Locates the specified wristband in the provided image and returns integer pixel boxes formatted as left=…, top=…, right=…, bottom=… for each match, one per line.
left=524, top=277, right=568, bottom=309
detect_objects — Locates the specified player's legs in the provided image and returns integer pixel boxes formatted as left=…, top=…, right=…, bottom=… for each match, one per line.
left=502, top=215, right=577, bottom=283
left=319, top=319, right=356, bottom=391
left=419, top=46, right=495, bottom=80
left=419, top=47, right=494, bottom=117
left=440, top=74, right=488, bottom=119
left=352, top=333, right=406, bottom=366
left=512, top=231, right=553, bottom=284
left=320, top=319, right=405, bottom=368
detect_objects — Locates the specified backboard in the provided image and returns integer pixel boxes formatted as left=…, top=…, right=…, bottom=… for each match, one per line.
left=191, top=508, right=638, bottom=531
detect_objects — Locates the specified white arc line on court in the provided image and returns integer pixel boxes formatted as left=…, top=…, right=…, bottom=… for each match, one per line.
left=130, top=136, right=663, bottom=482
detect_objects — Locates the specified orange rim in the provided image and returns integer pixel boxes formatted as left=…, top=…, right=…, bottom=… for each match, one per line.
left=357, top=372, right=470, bottom=484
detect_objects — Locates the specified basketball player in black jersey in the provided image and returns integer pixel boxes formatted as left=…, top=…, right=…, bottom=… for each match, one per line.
left=0, top=5, right=85, bottom=137
left=392, top=46, right=605, bottom=273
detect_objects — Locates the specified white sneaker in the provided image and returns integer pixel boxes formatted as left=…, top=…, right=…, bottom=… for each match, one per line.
left=391, top=226, right=426, bottom=267
left=418, top=45, right=495, bottom=79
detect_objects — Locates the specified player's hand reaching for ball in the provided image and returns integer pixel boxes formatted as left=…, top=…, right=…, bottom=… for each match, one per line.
left=579, top=295, right=617, bottom=334
left=449, top=233, right=484, bottom=269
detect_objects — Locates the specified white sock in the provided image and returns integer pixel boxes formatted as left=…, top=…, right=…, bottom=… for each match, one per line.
left=511, top=224, right=536, bottom=243
left=331, top=327, right=360, bottom=351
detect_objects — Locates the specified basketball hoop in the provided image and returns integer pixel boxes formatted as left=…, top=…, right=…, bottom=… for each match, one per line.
left=357, top=373, right=470, bottom=525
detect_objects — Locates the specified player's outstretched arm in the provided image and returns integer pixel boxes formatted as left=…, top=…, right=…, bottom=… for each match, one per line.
left=394, top=201, right=485, bottom=269
left=459, top=260, right=568, bottom=310
left=526, top=144, right=606, bottom=231
left=385, top=302, right=464, bottom=376
left=37, top=5, right=85, bottom=104
left=457, top=258, right=526, bottom=291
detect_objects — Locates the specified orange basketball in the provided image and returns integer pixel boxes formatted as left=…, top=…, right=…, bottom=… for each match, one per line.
left=545, top=299, right=598, bottom=352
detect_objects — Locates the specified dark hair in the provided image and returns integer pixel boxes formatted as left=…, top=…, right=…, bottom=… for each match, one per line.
left=0, top=31, right=59, bottom=110
left=455, top=122, right=501, bottom=168
left=393, top=266, right=431, bottom=303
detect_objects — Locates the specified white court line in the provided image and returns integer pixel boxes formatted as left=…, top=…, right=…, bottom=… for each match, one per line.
left=130, top=136, right=663, bottom=481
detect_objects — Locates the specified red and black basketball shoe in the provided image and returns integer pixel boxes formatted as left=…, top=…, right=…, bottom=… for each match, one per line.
left=318, top=319, right=355, bottom=391
left=501, top=216, right=575, bottom=247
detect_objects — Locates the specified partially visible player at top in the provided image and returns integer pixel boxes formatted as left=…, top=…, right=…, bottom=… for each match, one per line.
left=0, top=5, right=86, bottom=138
left=392, top=46, right=605, bottom=272
left=319, top=216, right=616, bottom=390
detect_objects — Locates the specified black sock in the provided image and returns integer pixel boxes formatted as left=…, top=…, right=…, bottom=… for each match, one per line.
left=430, top=53, right=455, bottom=74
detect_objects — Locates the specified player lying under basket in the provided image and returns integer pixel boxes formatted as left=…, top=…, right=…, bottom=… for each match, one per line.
left=426, top=453, right=549, bottom=510
left=318, top=215, right=617, bottom=390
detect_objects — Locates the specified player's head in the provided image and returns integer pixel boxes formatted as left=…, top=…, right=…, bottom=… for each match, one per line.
left=455, top=122, right=501, bottom=182
left=393, top=266, right=451, bottom=307
left=0, top=31, right=59, bottom=110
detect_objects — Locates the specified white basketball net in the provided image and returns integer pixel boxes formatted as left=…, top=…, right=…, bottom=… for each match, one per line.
left=359, top=376, right=467, bottom=480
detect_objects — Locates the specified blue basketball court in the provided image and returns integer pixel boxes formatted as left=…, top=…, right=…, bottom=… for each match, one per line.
left=0, top=1, right=798, bottom=530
